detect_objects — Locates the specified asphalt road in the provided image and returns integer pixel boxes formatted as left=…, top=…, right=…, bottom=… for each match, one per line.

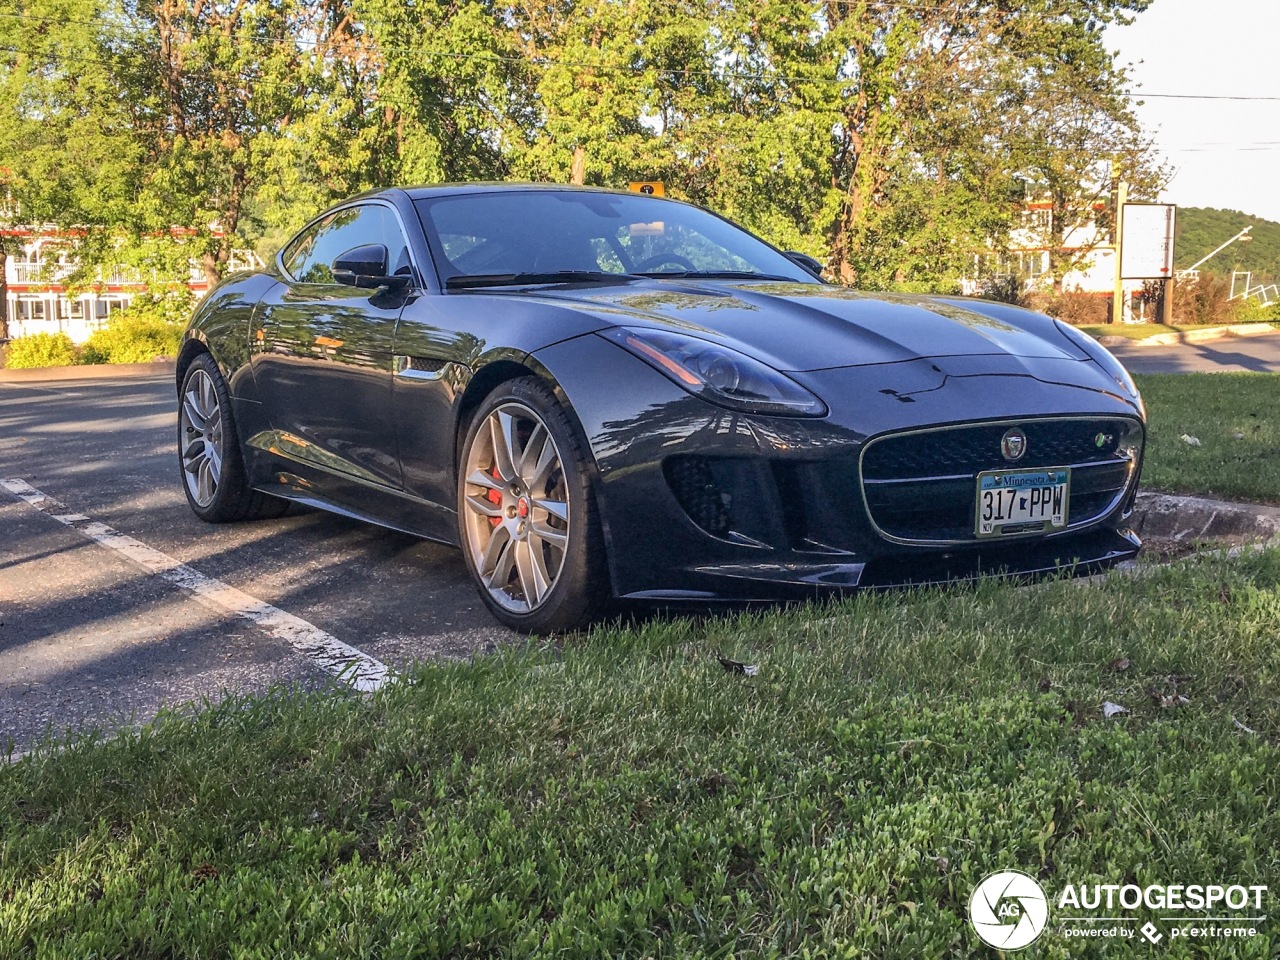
left=1108, top=333, right=1280, bottom=374
left=1, top=375, right=510, bottom=756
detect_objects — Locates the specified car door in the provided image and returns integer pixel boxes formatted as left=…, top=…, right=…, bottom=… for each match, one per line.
left=252, top=202, right=416, bottom=490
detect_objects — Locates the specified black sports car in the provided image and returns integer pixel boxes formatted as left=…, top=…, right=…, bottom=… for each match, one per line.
left=177, top=184, right=1145, bottom=631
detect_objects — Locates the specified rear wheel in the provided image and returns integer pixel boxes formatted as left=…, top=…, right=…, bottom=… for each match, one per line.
left=178, top=353, right=287, bottom=522
left=458, top=378, right=608, bottom=632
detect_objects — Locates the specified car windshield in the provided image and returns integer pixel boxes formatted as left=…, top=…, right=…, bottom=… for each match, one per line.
left=414, top=190, right=818, bottom=286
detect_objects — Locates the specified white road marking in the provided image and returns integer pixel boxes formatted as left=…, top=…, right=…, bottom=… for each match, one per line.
left=1, top=477, right=393, bottom=693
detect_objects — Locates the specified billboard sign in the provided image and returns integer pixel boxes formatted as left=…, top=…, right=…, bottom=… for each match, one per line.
left=1121, top=203, right=1176, bottom=279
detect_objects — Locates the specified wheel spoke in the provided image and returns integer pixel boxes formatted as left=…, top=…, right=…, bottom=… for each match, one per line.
left=530, top=521, right=567, bottom=549
left=466, top=469, right=504, bottom=493
left=199, top=373, right=216, bottom=418
left=519, top=422, right=547, bottom=481
left=526, top=536, right=555, bottom=600
left=513, top=539, right=543, bottom=606
left=183, top=391, right=207, bottom=431
left=528, top=431, right=559, bottom=492
left=480, top=526, right=514, bottom=586
left=489, top=410, right=519, bottom=483
left=207, top=407, right=223, bottom=452
left=532, top=498, right=569, bottom=524
left=464, top=493, right=502, bottom=518
left=182, top=437, right=206, bottom=470
left=197, top=458, right=214, bottom=503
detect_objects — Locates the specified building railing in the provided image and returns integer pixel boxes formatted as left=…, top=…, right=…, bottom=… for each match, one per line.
left=8, top=262, right=76, bottom=283
left=5, top=262, right=147, bottom=285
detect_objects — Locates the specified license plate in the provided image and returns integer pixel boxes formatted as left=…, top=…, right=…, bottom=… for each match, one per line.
left=976, top=468, right=1070, bottom=537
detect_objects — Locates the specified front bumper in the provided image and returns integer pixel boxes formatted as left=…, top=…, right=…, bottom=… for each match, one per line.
left=534, top=336, right=1146, bottom=602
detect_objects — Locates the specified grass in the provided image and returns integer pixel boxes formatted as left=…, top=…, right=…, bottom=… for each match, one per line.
left=1080, top=322, right=1280, bottom=341
left=1135, top=372, right=1280, bottom=503
left=4, top=553, right=1280, bottom=958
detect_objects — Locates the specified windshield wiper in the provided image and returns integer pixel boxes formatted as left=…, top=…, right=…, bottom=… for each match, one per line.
left=445, top=270, right=639, bottom=289
left=633, top=270, right=802, bottom=282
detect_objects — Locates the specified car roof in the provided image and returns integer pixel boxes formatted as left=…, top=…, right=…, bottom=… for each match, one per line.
left=397, top=182, right=670, bottom=202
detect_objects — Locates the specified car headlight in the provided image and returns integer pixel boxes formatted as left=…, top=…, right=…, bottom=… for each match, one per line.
left=1054, top=320, right=1143, bottom=409
left=599, top=327, right=827, bottom=417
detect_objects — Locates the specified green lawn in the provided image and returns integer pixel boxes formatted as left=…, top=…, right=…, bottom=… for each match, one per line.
left=1135, top=372, right=1280, bottom=504
left=1080, top=322, right=1280, bottom=341
left=5, top=554, right=1279, bottom=957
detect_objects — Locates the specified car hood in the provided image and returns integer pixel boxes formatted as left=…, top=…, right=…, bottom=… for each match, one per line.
left=525, top=280, right=1090, bottom=371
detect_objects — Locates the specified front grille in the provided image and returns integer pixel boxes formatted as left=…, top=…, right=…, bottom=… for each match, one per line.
left=861, top=417, right=1141, bottom=543
left=863, top=418, right=1129, bottom=480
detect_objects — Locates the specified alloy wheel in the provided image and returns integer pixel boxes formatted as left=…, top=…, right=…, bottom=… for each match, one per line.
left=180, top=368, right=225, bottom=508
left=462, top=402, right=571, bottom=613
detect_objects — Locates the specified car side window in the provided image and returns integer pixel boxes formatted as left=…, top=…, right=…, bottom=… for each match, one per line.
left=281, top=216, right=330, bottom=279
left=285, top=205, right=412, bottom=284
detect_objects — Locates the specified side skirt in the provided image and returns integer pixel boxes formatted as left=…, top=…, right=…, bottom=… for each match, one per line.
left=249, top=448, right=460, bottom=547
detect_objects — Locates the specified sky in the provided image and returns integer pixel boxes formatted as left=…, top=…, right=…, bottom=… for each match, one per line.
left=1108, top=0, right=1280, bottom=224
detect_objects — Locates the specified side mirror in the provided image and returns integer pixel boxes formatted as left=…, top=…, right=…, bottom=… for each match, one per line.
left=332, top=244, right=409, bottom=289
left=784, top=251, right=824, bottom=278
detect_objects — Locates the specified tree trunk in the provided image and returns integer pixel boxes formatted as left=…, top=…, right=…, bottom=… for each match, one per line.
left=0, top=245, right=8, bottom=341
left=201, top=251, right=221, bottom=289
left=569, top=146, right=587, bottom=185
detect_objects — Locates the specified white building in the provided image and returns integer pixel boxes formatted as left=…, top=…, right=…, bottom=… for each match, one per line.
left=962, top=202, right=1145, bottom=304
left=3, top=227, right=263, bottom=342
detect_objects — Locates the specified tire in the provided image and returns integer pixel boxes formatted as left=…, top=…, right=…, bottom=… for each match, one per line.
left=457, top=377, right=609, bottom=633
left=178, top=353, right=288, bottom=523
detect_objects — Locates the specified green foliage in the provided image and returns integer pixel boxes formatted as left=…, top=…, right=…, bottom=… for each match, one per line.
left=2, top=0, right=1162, bottom=292
left=3, top=332, right=80, bottom=369
left=1134, top=372, right=1280, bottom=504
left=1235, top=298, right=1280, bottom=322
left=1176, top=207, right=1280, bottom=281
left=3, top=552, right=1280, bottom=956
left=81, top=307, right=185, bottom=365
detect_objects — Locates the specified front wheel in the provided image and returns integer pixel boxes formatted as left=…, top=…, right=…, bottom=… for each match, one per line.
left=457, top=378, right=608, bottom=633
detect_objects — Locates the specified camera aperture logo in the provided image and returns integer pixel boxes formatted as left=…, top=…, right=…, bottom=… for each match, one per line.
left=969, top=871, right=1049, bottom=950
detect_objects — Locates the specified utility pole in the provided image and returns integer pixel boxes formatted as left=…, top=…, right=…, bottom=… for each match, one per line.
left=1183, top=226, right=1252, bottom=274
left=1111, top=172, right=1128, bottom=326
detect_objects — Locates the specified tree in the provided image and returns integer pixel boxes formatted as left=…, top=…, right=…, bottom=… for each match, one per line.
left=0, top=0, right=142, bottom=336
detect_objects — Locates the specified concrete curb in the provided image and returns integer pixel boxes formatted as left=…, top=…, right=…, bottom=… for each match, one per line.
left=0, top=360, right=176, bottom=383
left=1131, top=490, right=1280, bottom=542
left=1095, top=324, right=1279, bottom=348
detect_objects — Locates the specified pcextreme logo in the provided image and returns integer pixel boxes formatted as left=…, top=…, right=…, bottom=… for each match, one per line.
left=969, top=871, right=1049, bottom=950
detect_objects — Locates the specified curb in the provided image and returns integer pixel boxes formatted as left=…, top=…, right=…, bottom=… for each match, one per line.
left=0, top=360, right=176, bottom=383
left=1095, top=324, right=1279, bottom=348
left=1131, top=491, right=1280, bottom=542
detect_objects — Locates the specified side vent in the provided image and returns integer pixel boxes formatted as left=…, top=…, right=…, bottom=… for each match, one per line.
left=664, top=456, right=731, bottom=537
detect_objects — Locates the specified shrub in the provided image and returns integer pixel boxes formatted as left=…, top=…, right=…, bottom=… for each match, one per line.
left=1172, top=271, right=1241, bottom=325
left=4, top=332, right=81, bottom=369
left=1235, top=297, right=1280, bottom=323
left=1043, top=290, right=1111, bottom=326
left=82, top=313, right=184, bottom=364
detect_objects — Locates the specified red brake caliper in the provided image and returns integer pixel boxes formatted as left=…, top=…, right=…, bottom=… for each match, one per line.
left=487, top=465, right=503, bottom=527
